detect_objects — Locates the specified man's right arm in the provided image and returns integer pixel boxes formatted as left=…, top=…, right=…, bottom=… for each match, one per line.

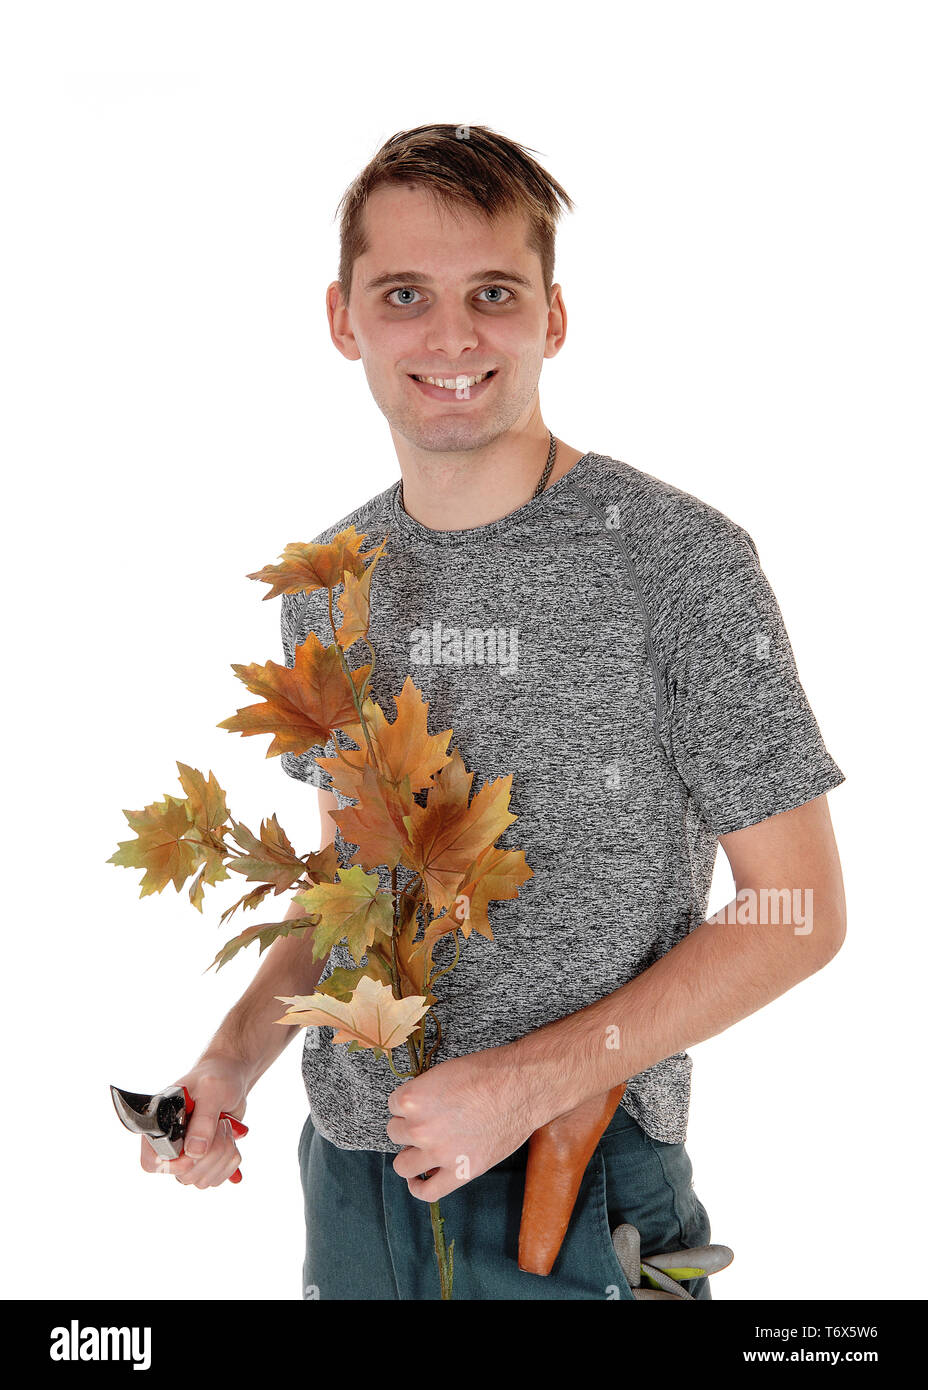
left=140, top=788, right=340, bottom=1185
left=199, top=786, right=340, bottom=1091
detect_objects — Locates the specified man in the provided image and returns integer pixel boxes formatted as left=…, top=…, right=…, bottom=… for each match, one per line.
left=143, top=124, right=846, bottom=1301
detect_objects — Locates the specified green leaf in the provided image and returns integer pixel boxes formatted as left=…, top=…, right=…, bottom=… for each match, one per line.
left=108, top=794, right=201, bottom=897
left=314, top=956, right=393, bottom=1001
left=295, top=865, right=394, bottom=965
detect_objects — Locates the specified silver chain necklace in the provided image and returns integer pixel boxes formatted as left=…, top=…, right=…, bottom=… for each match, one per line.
left=531, top=430, right=558, bottom=499
left=400, top=432, right=557, bottom=513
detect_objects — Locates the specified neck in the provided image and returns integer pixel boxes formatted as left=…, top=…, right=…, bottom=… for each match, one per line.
left=392, top=425, right=588, bottom=532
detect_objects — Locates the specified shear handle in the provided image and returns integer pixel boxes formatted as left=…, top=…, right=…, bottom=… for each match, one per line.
left=181, top=1085, right=248, bottom=1183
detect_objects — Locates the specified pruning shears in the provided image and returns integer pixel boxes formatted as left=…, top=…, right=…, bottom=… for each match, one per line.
left=110, top=1082, right=248, bottom=1183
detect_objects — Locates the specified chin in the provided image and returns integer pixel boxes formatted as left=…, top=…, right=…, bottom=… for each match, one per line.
left=410, top=425, right=499, bottom=453
left=404, top=404, right=520, bottom=456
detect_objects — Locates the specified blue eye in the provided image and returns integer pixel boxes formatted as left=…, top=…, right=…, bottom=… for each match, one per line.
left=386, top=287, right=423, bottom=306
left=384, top=285, right=515, bottom=307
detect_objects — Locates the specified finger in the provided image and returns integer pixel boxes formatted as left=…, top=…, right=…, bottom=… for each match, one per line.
left=140, top=1138, right=162, bottom=1173
left=141, top=1139, right=195, bottom=1177
left=387, top=1083, right=414, bottom=1117
left=190, top=1145, right=241, bottom=1190
left=385, top=1116, right=414, bottom=1146
left=406, top=1169, right=458, bottom=1203
left=177, top=1119, right=236, bottom=1187
left=392, top=1145, right=440, bottom=1182
left=184, top=1104, right=222, bottom=1159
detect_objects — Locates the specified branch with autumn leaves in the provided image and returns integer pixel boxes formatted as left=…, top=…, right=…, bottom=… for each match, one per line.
left=109, top=524, right=624, bottom=1298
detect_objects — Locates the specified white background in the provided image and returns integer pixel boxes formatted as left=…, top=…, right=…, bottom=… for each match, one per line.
left=2, top=0, right=925, bottom=1303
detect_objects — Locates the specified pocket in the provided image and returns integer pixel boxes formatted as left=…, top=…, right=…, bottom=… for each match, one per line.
left=683, top=1190, right=712, bottom=1250
left=599, top=1101, right=641, bottom=1144
left=591, top=1150, right=636, bottom=1300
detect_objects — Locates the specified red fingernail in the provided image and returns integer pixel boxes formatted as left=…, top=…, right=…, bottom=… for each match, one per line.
left=228, top=1168, right=243, bottom=1184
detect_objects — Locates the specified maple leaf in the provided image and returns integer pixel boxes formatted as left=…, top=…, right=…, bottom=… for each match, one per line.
left=300, top=840, right=340, bottom=885
left=459, top=845, right=534, bottom=939
left=217, top=633, right=371, bottom=758
left=176, top=763, right=229, bottom=834
left=367, top=677, right=454, bottom=790
left=295, top=864, right=394, bottom=965
left=246, top=526, right=384, bottom=600
left=187, top=855, right=231, bottom=913
left=316, top=676, right=452, bottom=795
left=178, top=765, right=234, bottom=909
left=108, top=794, right=203, bottom=897
left=109, top=766, right=235, bottom=911
left=330, top=763, right=417, bottom=873
left=402, top=747, right=518, bottom=914
left=313, top=957, right=394, bottom=1000
left=436, top=844, right=535, bottom=941
left=215, top=843, right=339, bottom=932
left=274, top=975, right=430, bottom=1057
left=313, top=697, right=377, bottom=783
left=395, top=920, right=440, bottom=1003
left=207, top=915, right=318, bottom=972
left=226, top=814, right=305, bottom=892
left=217, top=881, right=276, bottom=929
left=336, top=536, right=389, bottom=649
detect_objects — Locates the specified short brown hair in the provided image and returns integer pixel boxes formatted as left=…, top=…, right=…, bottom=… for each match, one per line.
left=334, top=123, right=574, bottom=308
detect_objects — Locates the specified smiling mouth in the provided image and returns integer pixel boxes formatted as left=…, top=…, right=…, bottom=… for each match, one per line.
left=409, top=370, right=497, bottom=390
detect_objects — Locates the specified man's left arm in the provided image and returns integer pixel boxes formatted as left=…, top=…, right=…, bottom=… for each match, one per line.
left=389, top=791, right=845, bottom=1200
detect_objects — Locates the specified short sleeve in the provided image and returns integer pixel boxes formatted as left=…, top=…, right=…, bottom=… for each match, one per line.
left=279, top=591, right=335, bottom=792
left=666, top=527, right=845, bottom=836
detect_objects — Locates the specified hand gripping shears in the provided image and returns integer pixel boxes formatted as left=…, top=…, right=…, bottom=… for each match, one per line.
left=110, top=1082, right=248, bottom=1183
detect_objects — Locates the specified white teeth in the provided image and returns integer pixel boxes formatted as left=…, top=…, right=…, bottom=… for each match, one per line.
left=415, top=372, right=491, bottom=389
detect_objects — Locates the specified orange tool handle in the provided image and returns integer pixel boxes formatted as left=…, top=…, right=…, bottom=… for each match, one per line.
left=518, top=1082, right=627, bottom=1275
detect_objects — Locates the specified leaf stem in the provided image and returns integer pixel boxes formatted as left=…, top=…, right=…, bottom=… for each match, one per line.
left=427, top=929, right=461, bottom=988
left=429, top=1204, right=454, bottom=1301
left=385, top=1053, right=414, bottom=1080
left=326, top=584, right=382, bottom=776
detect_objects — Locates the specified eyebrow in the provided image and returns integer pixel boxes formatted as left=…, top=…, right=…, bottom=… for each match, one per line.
left=363, top=268, right=534, bottom=292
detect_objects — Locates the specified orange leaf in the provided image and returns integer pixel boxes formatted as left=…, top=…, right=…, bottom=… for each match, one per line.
left=331, top=763, right=417, bottom=873
left=336, top=536, right=389, bottom=649
left=322, top=676, right=453, bottom=792
left=454, top=844, right=535, bottom=940
left=402, top=748, right=518, bottom=914
left=315, top=678, right=453, bottom=796
left=246, top=526, right=382, bottom=599
left=217, top=633, right=371, bottom=758
left=175, top=763, right=229, bottom=833
left=227, top=813, right=306, bottom=892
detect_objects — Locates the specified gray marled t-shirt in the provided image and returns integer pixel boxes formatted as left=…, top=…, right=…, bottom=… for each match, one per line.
left=280, top=451, right=844, bottom=1151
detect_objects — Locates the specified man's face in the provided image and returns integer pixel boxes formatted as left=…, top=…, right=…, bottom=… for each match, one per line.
left=327, top=183, right=563, bottom=455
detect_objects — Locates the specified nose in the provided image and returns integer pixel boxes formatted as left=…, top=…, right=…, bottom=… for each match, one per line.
left=423, top=300, right=481, bottom=362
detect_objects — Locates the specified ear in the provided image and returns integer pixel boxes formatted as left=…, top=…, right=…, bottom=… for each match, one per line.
left=326, top=280, right=362, bottom=362
left=544, top=282, right=568, bottom=359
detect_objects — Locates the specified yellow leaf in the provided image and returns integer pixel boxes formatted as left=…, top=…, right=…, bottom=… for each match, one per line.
left=274, top=975, right=429, bottom=1054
